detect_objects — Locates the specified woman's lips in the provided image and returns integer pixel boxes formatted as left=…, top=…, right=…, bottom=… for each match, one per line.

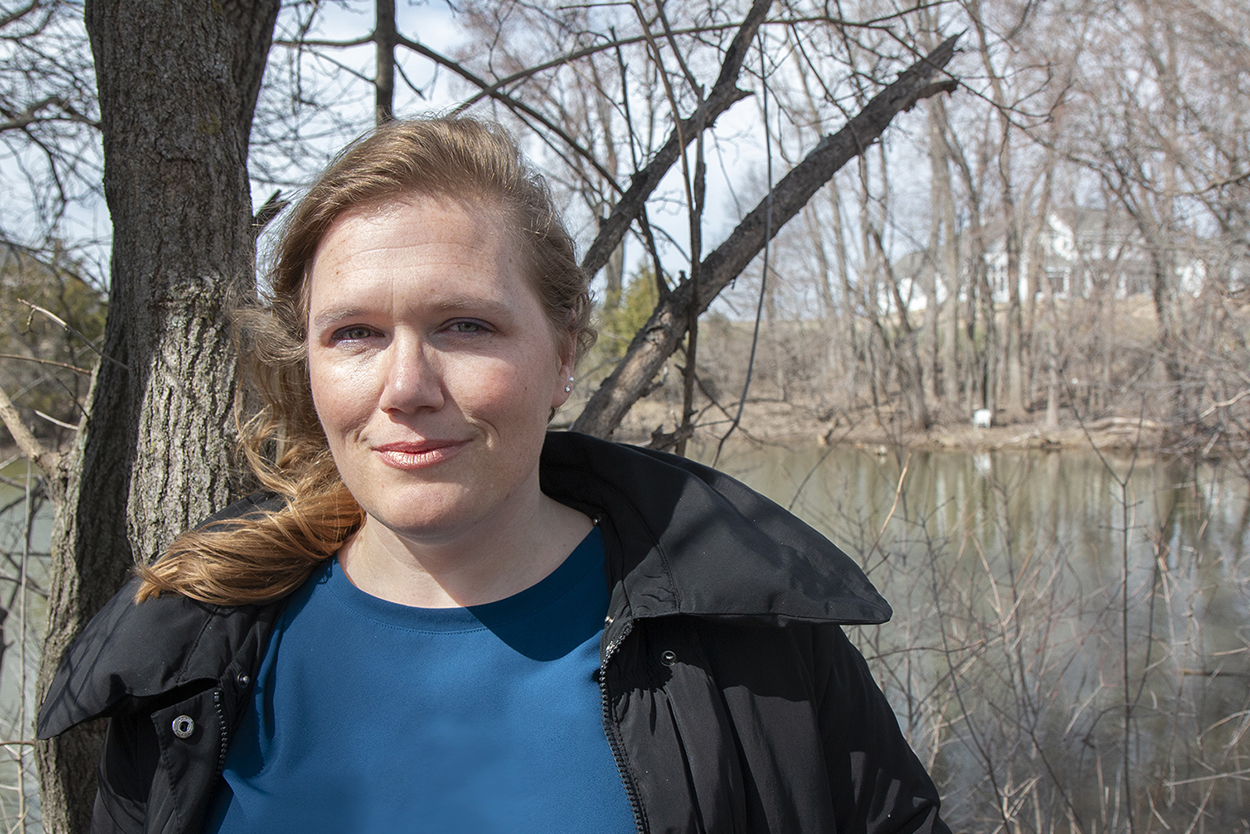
left=372, top=439, right=467, bottom=470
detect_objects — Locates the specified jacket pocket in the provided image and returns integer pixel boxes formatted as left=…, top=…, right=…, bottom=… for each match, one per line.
left=146, top=689, right=225, bottom=834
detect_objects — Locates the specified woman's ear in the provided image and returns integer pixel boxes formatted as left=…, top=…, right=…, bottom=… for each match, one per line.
left=550, top=338, right=577, bottom=410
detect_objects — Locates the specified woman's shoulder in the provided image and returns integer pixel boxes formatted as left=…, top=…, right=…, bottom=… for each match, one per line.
left=37, top=493, right=287, bottom=739
left=197, top=490, right=287, bottom=529
left=543, top=432, right=892, bottom=627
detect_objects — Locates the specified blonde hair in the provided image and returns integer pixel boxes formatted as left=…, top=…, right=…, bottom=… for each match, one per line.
left=137, top=116, right=595, bottom=604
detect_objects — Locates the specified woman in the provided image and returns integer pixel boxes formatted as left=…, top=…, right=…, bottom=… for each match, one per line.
left=39, top=117, right=950, bottom=834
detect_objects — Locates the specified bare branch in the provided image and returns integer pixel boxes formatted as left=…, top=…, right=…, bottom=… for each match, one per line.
left=394, top=35, right=621, bottom=191
left=35, top=410, right=80, bottom=431
left=454, top=24, right=732, bottom=112
left=0, top=95, right=98, bottom=132
left=0, top=382, right=61, bottom=494
left=1199, top=390, right=1250, bottom=420
left=0, top=0, right=44, bottom=33
left=0, top=353, right=91, bottom=375
left=252, top=189, right=289, bottom=235
left=580, top=0, right=772, bottom=279
left=19, top=299, right=127, bottom=370
left=573, top=35, right=960, bottom=438
left=272, top=36, right=372, bottom=49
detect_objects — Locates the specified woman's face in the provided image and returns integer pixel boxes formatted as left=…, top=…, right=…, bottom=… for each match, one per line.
left=305, top=196, right=574, bottom=547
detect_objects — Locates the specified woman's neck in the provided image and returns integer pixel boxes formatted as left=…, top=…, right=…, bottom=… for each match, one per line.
left=337, top=493, right=593, bottom=608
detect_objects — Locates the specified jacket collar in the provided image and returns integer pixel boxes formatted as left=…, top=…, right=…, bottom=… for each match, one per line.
left=540, top=432, right=891, bottom=633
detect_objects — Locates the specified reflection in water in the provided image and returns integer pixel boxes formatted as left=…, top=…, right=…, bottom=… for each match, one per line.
left=698, top=442, right=1250, bottom=833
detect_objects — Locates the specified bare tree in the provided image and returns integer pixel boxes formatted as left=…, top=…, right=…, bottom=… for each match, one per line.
left=0, top=4, right=964, bottom=830
left=29, top=2, right=280, bottom=832
left=0, top=0, right=101, bottom=264
left=1061, top=0, right=1250, bottom=429
left=573, top=35, right=959, bottom=437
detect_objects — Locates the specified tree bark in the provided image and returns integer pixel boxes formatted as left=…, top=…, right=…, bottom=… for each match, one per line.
left=35, top=2, right=280, bottom=832
left=573, top=36, right=959, bottom=438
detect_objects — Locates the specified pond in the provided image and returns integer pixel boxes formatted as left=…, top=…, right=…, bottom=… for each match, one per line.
left=4, top=444, right=1249, bottom=832
left=0, top=458, right=54, bottom=833
left=695, top=441, right=1250, bottom=833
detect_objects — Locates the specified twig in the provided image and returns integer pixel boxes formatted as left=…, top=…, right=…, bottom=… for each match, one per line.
left=712, top=23, right=775, bottom=467
left=579, top=0, right=771, bottom=279
left=1198, top=388, right=1250, bottom=419
left=573, top=34, right=960, bottom=438
left=1163, top=768, right=1250, bottom=787
left=19, top=299, right=127, bottom=370
left=0, top=353, right=92, bottom=375
left=392, top=35, right=620, bottom=192
left=878, top=454, right=912, bottom=538
left=252, top=189, right=289, bottom=235
left=1179, top=668, right=1250, bottom=678
left=35, top=410, right=79, bottom=431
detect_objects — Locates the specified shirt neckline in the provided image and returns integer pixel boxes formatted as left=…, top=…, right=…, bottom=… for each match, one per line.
left=316, top=527, right=604, bottom=633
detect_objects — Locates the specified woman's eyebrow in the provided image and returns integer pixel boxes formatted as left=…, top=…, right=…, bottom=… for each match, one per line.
left=310, top=307, right=370, bottom=331
left=424, top=296, right=513, bottom=319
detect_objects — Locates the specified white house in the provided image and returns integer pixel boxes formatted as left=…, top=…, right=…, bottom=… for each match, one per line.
left=882, top=206, right=1238, bottom=317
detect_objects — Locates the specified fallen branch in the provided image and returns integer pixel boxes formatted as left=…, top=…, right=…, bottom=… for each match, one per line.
left=1084, top=416, right=1162, bottom=432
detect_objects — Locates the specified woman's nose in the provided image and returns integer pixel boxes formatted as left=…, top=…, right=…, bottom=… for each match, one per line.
left=379, top=339, right=445, bottom=414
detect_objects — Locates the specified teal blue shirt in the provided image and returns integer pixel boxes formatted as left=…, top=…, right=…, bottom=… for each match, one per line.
left=207, top=527, right=635, bottom=833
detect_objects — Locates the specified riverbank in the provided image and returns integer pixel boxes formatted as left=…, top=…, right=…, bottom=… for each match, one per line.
left=605, top=396, right=1175, bottom=455
left=2, top=401, right=1187, bottom=467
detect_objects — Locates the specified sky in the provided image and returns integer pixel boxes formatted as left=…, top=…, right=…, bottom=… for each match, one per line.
left=11, top=0, right=938, bottom=314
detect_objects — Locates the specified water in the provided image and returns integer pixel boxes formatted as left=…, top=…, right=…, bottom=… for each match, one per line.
left=696, top=441, right=1250, bottom=832
left=4, top=446, right=1249, bottom=832
left=0, top=459, right=54, bottom=833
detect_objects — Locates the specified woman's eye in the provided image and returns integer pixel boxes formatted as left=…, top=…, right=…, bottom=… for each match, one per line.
left=333, top=326, right=374, bottom=342
left=447, top=320, right=489, bottom=334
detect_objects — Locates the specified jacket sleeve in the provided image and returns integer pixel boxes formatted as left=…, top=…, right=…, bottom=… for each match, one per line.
left=38, top=492, right=284, bottom=740
left=815, top=626, right=952, bottom=834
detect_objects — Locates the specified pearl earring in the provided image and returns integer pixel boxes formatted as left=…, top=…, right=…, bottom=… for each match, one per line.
left=564, top=376, right=573, bottom=393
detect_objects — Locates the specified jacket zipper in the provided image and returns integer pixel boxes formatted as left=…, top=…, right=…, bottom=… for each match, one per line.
left=600, top=619, right=646, bottom=834
left=211, top=688, right=229, bottom=776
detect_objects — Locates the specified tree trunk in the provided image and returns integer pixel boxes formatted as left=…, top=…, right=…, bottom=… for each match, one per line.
left=979, top=247, right=998, bottom=414
left=1003, top=221, right=1024, bottom=414
left=1035, top=152, right=1060, bottom=429
left=829, top=179, right=859, bottom=395
left=36, top=2, right=279, bottom=832
left=800, top=196, right=844, bottom=409
left=375, top=0, right=398, bottom=123
left=928, top=97, right=961, bottom=410
left=924, top=110, right=945, bottom=408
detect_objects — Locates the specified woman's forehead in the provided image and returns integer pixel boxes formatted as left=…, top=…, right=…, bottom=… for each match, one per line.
left=305, top=198, right=538, bottom=315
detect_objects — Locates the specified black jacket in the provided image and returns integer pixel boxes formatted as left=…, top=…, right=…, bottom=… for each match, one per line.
left=39, top=432, right=949, bottom=834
